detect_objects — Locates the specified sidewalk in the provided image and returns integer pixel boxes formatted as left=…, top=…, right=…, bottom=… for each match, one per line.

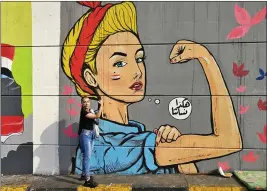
left=1, top=174, right=248, bottom=191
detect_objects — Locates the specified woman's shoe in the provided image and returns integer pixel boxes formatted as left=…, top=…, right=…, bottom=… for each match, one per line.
left=83, top=177, right=98, bottom=188
left=79, top=175, right=86, bottom=181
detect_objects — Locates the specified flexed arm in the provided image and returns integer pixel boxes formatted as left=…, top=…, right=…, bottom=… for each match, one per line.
left=155, top=40, right=242, bottom=166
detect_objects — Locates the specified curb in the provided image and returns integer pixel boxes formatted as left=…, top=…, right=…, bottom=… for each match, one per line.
left=78, top=184, right=132, bottom=191
left=188, top=185, right=247, bottom=191
left=1, top=185, right=30, bottom=191
left=1, top=185, right=247, bottom=191
left=132, top=187, right=187, bottom=191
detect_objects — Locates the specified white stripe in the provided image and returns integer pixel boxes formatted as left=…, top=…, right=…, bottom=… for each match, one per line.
left=1, top=133, right=23, bottom=143
left=32, top=2, right=60, bottom=175
left=5, top=0, right=266, bottom=2
left=1, top=57, right=13, bottom=71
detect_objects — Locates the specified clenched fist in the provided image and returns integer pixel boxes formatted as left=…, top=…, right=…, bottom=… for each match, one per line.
left=169, top=40, right=209, bottom=64
left=154, top=125, right=181, bottom=145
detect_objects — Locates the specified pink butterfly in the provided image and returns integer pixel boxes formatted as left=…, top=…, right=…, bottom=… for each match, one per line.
left=67, top=108, right=79, bottom=116
left=67, top=98, right=76, bottom=104
left=76, top=102, right=82, bottom=108
left=62, top=85, right=73, bottom=95
left=227, top=4, right=266, bottom=39
left=63, top=125, right=78, bottom=138
left=218, top=161, right=230, bottom=171
left=239, top=105, right=249, bottom=114
left=236, top=85, right=246, bottom=93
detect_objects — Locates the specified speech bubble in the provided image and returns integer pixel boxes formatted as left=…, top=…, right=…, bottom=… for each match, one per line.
left=155, top=99, right=160, bottom=104
left=169, top=97, right=192, bottom=120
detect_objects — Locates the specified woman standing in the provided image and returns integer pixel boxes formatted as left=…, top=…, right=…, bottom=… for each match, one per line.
left=61, top=1, right=242, bottom=176
left=79, top=97, right=102, bottom=187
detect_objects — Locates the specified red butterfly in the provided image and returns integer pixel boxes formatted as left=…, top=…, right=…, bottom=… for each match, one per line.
left=233, top=63, right=249, bottom=77
left=257, top=125, right=267, bottom=144
left=242, top=151, right=259, bottom=163
left=63, top=125, right=78, bottom=138
left=218, top=161, right=230, bottom=171
left=257, top=98, right=267, bottom=111
left=227, top=4, right=266, bottom=39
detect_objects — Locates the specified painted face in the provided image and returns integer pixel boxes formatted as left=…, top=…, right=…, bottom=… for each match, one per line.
left=82, top=97, right=90, bottom=110
left=95, top=32, right=146, bottom=103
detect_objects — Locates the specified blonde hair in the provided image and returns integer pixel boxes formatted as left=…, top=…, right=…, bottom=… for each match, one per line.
left=62, top=2, right=137, bottom=98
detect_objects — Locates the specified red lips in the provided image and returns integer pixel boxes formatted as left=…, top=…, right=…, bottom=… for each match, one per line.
left=129, top=81, right=143, bottom=91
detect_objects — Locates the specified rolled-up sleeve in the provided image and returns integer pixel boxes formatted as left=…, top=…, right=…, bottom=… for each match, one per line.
left=144, top=132, right=158, bottom=171
left=75, top=131, right=159, bottom=174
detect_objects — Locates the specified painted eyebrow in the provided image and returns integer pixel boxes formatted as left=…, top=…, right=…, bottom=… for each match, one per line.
left=135, top=48, right=144, bottom=55
left=110, top=52, right=127, bottom=58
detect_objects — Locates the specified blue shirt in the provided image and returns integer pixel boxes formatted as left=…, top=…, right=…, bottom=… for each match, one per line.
left=75, top=119, right=176, bottom=175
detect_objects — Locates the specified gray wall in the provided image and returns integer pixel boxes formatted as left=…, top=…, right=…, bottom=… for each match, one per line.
left=1, top=1, right=266, bottom=175
left=58, top=1, right=266, bottom=174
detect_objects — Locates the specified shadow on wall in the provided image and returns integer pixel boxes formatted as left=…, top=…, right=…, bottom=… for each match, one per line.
left=32, top=120, right=79, bottom=174
left=58, top=120, right=79, bottom=174
left=1, top=142, right=33, bottom=175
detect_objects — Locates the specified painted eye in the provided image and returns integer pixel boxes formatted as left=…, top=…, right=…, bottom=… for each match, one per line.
left=136, top=56, right=146, bottom=63
left=113, top=61, right=127, bottom=67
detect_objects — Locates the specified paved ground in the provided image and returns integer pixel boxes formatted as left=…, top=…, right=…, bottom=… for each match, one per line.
left=1, top=174, right=248, bottom=191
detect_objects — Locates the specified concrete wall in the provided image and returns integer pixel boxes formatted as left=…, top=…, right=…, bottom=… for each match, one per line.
left=1, top=1, right=266, bottom=175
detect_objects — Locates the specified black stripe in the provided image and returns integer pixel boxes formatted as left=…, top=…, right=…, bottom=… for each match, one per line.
left=1, top=67, right=13, bottom=79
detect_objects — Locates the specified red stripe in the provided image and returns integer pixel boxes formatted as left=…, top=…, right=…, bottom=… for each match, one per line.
left=1, top=44, right=15, bottom=61
left=70, top=3, right=112, bottom=95
left=78, top=1, right=101, bottom=8
left=1, top=116, right=24, bottom=136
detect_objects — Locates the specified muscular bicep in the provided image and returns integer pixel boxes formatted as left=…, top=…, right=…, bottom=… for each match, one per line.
left=85, top=113, right=98, bottom=119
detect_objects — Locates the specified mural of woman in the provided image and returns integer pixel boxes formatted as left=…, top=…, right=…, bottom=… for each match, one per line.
left=61, top=1, right=242, bottom=175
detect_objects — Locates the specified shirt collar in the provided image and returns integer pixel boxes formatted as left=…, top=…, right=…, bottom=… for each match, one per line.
left=99, top=119, right=145, bottom=134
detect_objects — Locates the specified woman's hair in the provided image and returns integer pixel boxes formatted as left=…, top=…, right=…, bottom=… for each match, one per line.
left=62, top=2, right=137, bottom=98
left=81, top=96, right=90, bottom=103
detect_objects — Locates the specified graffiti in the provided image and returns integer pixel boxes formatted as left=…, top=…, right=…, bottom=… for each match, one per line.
left=1, top=1, right=33, bottom=175
left=1, top=44, right=24, bottom=143
left=242, top=151, right=259, bottom=163
left=1, top=1, right=266, bottom=175
left=67, top=108, right=79, bottom=116
left=63, top=125, right=79, bottom=138
left=236, top=85, right=247, bottom=93
left=62, top=85, right=73, bottom=95
left=233, top=62, right=249, bottom=77
left=169, top=97, right=192, bottom=120
left=154, top=99, right=160, bottom=105
left=239, top=105, right=250, bottom=115
left=67, top=98, right=76, bottom=105
left=257, top=99, right=267, bottom=111
left=227, top=4, right=266, bottom=39
left=218, top=161, right=230, bottom=171
left=148, top=98, right=161, bottom=105
left=257, top=125, right=267, bottom=144
left=256, top=68, right=267, bottom=80
left=61, top=1, right=244, bottom=175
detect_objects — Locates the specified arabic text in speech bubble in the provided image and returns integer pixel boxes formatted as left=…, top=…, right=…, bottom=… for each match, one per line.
left=169, top=97, right=192, bottom=120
